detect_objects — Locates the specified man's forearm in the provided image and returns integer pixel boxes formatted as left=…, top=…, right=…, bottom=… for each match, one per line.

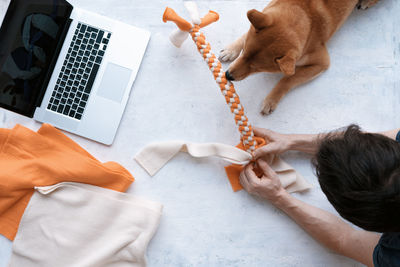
left=287, top=128, right=400, bottom=154
left=288, top=134, right=321, bottom=154
left=273, top=191, right=380, bottom=266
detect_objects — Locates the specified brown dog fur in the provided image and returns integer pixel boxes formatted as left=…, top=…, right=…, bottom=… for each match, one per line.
left=219, top=0, right=380, bottom=115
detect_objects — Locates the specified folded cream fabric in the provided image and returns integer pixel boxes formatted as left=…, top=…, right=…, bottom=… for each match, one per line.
left=135, top=141, right=312, bottom=193
left=9, top=182, right=162, bottom=267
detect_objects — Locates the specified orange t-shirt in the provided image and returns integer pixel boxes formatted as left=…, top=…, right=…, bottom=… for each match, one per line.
left=0, top=124, right=134, bottom=240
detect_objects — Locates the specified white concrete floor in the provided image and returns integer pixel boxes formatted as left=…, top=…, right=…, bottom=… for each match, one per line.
left=1, top=0, right=399, bottom=266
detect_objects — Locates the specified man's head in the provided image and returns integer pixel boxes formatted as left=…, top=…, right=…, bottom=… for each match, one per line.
left=313, top=125, right=400, bottom=232
left=225, top=9, right=301, bottom=81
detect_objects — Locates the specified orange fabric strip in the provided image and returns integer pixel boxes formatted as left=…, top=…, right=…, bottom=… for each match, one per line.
left=225, top=137, right=266, bottom=192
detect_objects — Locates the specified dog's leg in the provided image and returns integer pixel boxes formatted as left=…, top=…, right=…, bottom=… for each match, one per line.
left=261, top=46, right=330, bottom=115
left=219, top=33, right=247, bottom=62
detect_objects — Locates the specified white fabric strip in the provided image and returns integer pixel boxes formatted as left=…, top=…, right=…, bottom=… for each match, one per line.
left=9, top=182, right=163, bottom=267
left=135, top=141, right=252, bottom=176
left=135, top=141, right=312, bottom=193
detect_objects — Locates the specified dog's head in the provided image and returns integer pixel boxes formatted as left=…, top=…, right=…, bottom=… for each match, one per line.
left=226, top=9, right=300, bottom=81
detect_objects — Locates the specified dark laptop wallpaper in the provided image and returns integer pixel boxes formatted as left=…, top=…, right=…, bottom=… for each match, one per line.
left=0, top=0, right=72, bottom=117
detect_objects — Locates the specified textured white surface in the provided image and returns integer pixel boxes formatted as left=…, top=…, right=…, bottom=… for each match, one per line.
left=0, top=0, right=399, bottom=266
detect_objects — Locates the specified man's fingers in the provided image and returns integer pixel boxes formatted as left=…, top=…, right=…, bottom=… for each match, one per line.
left=253, top=127, right=270, bottom=138
left=239, top=164, right=253, bottom=189
left=253, top=144, right=278, bottom=159
left=257, top=159, right=276, bottom=179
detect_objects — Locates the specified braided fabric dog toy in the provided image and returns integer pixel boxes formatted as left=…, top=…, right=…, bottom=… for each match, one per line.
left=163, top=4, right=263, bottom=153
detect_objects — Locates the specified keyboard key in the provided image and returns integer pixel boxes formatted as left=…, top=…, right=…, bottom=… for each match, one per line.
left=107, top=32, right=111, bottom=38
left=89, top=39, right=95, bottom=45
left=77, top=107, right=84, bottom=113
left=75, top=114, right=82, bottom=120
left=72, top=104, right=78, bottom=110
left=77, top=23, right=81, bottom=29
left=102, top=38, right=109, bottom=44
left=63, top=106, right=70, bottom=115
left=61, top=98, right=66, bottom=104
left=95, top=56, right=102, bottom=64
left=91, top=33, right=96, bottom=39
left=69, top=110, right=76, bottom=117
left=82, top=94, right=89, bottom=101
left=47, top=104, right=52, bottom=109
left=74, top=97, right=79, bottom=103
left=57, top=105, right=64, bottom=113
left=67, top=99, right=73, bottom=105
left=72, top=87, right=78, bottom=93
left=51, top=105, right=57, bottom=111
left=83, top=38, right=88, bottom=44
left=77, top=92, right=82, bottom=98
left=98, top=50, right=104, bottom=57
left=96, top=31, right=104, bottom=43
left=80, top=25, right=86, bottom=33
left=85, top=63, right=100, bottom=94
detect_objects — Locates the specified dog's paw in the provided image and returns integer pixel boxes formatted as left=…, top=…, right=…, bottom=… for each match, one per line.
left=357, top=0, right=379, bottom=10
left=261, top=98, right=278, bottom=115
left=219, top=46, right=241, bottom=62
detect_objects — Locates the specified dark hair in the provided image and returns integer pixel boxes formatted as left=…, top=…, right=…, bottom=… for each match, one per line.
left=313, top=124, right=400, bottom=232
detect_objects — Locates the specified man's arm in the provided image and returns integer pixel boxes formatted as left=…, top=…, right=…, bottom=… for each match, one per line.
left=253, top=127, right=400, bottom=158
left=275, top=191, right=380, bottom=266
left=240, top=160, right=381, bottom=266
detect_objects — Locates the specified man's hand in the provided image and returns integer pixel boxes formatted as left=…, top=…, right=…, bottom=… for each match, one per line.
left=253, top=128, right=294, bottom=159
left=239, top=159, right=287, bottom=205
left=253, top=127, right=321, bottom=157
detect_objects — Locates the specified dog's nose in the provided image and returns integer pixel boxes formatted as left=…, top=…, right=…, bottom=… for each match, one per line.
left=225, top=70, right=235, bottom=81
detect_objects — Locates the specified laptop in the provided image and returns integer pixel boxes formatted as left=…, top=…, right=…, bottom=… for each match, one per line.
left=0, top=0, right=150, bottom=145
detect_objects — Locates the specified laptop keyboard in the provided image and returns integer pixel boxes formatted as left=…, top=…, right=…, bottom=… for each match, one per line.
left=47, top=22, right=112, bottom=120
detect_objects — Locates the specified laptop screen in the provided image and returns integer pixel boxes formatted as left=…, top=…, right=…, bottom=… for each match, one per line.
left=0, top=0, right=72, bottom=117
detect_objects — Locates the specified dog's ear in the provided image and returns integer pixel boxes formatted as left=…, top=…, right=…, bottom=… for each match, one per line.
left=276, top=52, right=296, bottom=76
left=247, top=9, right=271, bottom=30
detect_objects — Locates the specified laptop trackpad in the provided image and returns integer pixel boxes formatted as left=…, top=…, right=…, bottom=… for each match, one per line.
left=96, top=63, right=132, bottom=103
